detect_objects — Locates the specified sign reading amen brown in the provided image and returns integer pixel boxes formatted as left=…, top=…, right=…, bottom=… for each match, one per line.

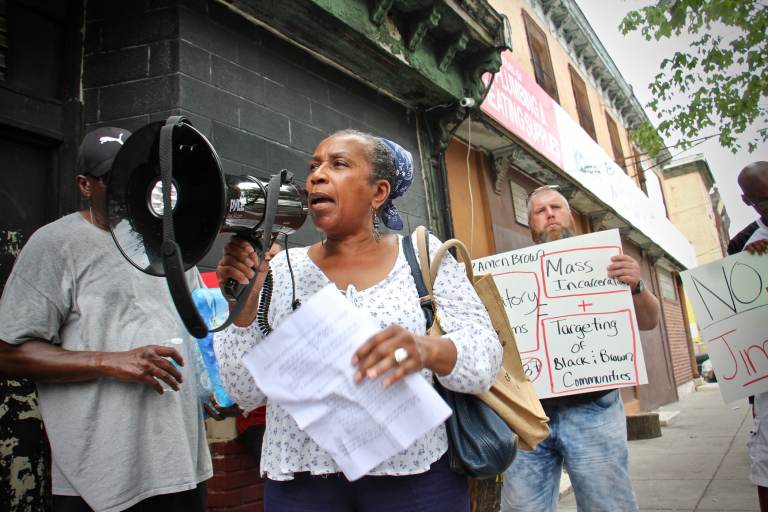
left=472, top=229, right=649, bottom=399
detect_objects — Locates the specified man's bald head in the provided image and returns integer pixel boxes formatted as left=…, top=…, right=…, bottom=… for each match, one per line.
left=738, top=161, right=768, bottom=224
left=527, top=188, right=576, bottom=244
left=738, top=161, right=768, bottom=190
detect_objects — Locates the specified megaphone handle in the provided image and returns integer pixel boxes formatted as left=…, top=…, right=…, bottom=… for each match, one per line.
left=223, top=234, right=265, bottom=302
left=222, top=170, right=286, bottom=302
left=223, top=279, right=246, bottom=302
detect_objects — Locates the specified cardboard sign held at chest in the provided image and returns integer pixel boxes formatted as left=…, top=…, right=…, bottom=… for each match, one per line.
left=472, top=229, right=649, bottom=400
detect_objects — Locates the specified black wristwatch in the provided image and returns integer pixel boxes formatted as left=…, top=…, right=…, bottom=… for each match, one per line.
left=632, top=279, right=645, bottom=295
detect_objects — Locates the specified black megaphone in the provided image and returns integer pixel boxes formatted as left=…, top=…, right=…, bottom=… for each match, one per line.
left=107, top=116, right=308, bottom=337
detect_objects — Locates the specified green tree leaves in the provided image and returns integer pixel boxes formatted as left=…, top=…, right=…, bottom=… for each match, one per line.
left=620, top=0, right=767, bottom=156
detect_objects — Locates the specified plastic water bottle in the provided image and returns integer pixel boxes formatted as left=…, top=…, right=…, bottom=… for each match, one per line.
left=158, top=337, right=184, bottom=393
left=192, top=287, right=235, bottom=408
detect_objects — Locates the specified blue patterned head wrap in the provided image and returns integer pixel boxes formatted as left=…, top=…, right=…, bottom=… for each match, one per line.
left=378, top=138, right=413, bottom=231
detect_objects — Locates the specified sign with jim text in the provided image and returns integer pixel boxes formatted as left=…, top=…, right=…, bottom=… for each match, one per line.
left=680, top=252, right=768, bottom=403
left=472, top=230, right=648, bottom=399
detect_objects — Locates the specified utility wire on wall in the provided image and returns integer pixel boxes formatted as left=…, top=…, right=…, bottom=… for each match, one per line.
left=466, top=112, right=474, bottom=255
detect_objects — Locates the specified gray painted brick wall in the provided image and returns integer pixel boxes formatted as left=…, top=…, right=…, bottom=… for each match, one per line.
left=83, top=2, right=181, bottom=133
left=84, top=0, right=429, bottom=269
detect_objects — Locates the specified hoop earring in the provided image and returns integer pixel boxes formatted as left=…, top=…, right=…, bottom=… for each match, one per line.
left=372, top=207, right=381, bottom=243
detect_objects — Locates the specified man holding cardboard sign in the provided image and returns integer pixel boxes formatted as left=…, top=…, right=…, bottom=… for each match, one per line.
left=734, top=161, right=768, bottom=511
left=501, top=185, right=660, bottom=512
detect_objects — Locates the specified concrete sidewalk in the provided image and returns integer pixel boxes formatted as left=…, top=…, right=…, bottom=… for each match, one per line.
left=558, top=386, right=760, bottom=511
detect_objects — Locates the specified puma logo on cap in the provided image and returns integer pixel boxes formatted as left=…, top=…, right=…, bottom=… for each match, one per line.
left=99, top=133, right=125, bottom=145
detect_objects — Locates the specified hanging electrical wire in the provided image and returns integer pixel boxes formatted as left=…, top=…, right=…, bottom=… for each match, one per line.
left=624, top=136, right=714, bottom=180
left=624, top=127, right=768, bottom=173
left=465, top=112, right=474, bottom=255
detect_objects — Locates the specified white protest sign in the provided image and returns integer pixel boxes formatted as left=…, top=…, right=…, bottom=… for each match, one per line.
left=680, top=252, right=768, bottom=403
left=472, top=229, right=648, bottom=399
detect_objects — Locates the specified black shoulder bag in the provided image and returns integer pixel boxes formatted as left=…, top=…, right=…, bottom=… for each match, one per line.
left=402, top=234, right=517, bottom=479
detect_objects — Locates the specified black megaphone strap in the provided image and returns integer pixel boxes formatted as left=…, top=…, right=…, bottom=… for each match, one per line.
left=210, top=171, right=286, bottom=333
left=158, top=116, right=288, bottom=338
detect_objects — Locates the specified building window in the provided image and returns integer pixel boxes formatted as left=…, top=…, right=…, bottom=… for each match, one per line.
left=657, top=267, right=677, bottom=302
left=510, top=180, right=529, bottom=226
left=522, top=10, right=558, bottom=103
left=568, top=64, right=596, bottom=141
left=605, top=113, right=626, bottom=172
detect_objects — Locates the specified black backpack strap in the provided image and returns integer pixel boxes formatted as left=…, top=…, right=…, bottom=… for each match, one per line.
left=402, top=234, right=434, bottom=331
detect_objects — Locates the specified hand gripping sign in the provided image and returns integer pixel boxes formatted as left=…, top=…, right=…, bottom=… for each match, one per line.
left=472, top=229, right=648, bottom=399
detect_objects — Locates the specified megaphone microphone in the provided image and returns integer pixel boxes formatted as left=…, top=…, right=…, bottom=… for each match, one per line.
left=107, top=116, right=308, bottom=337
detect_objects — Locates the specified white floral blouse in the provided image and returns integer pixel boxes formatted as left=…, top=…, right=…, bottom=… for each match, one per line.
left=214, top=232, right=502, bottom=480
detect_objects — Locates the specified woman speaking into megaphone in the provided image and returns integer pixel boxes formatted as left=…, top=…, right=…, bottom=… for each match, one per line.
left=213, top=130, right=502, bottom=512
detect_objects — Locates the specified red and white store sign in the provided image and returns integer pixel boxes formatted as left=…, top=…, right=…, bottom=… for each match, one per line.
left=482, top=52, right=563, bottom=169
left=480, top=51, right=696, bottom=269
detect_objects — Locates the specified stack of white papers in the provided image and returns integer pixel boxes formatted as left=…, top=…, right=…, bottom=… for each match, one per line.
left=242, top=284, right=451, bottom=480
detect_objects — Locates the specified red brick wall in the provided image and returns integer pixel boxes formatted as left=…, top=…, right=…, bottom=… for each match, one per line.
left=662, top=297, right=693, bottom=386
left=208, top=440, right=264, bottom=512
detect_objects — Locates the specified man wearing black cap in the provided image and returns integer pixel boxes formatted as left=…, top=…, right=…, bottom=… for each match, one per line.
left=0, top=128, right=212, bottom=511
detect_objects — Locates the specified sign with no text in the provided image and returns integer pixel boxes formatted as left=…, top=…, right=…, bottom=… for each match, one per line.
left=680, top=252, right=768, bottom=402
left=472, top=229, right=648, bottom=399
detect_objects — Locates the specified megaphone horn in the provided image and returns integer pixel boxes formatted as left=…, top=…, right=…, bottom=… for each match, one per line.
left=107, top=116, right=309, bottom=337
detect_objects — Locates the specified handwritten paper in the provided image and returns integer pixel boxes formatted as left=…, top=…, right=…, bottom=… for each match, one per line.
left=680, top=252, right=768, bottom=402
left=472, top=229, right=648, bottom=399
left=241, top=284, right=451, bottom=480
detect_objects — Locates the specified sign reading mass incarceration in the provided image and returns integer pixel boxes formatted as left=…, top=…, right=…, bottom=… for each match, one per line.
left=680, top=252, right=768, bottom=403
left=472, top=229, right=648, bottom=399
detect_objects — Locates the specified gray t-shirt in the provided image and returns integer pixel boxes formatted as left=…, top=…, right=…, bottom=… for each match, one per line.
left=0, top=213, right=212, bottom=512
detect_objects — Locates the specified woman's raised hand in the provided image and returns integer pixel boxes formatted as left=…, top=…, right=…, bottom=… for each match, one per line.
left=217, top=237, right=263, bottom=288
left=216, top=238, right=281, bottom=326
